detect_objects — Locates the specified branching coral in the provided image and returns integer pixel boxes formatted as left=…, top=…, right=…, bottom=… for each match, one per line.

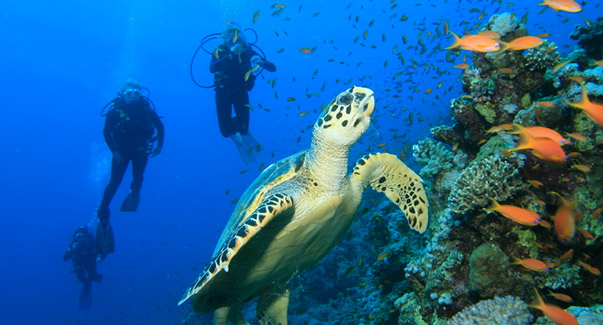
left=448, top=155, right=526, bottom=216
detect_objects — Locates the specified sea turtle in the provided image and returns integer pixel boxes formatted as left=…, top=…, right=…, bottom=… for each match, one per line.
left=179, top=86, right=429, bottom=324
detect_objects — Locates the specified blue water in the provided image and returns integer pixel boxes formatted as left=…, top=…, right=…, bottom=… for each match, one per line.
left=0, top=0, right=598, bottom=324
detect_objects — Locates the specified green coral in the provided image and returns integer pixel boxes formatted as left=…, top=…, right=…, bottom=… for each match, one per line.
left=474, top=103, right=497, bottom=124
left=469, top=242, right=513, bottom=298
left=534, top=262, right=583, bottom=290
left=511, top=228, right=539, bottom=258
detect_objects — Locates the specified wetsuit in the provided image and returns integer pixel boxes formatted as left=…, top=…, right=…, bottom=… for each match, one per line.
left=63, top=229, right=101, bottom=309
left=210, top=43, right=276, bottom=137
left=99, top=97, right=165, bottom=216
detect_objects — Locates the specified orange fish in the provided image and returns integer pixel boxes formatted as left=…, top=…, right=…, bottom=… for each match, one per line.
left=529, top=289, right=578, bottom=325
left=502, top=36, right=544, bottom=51
left=577, top=260, right=601, bottom=275
left=453, top=63, right=470, bottom=69
left=552, top=192, right=576, bottom=242
left=547, top=290, right=574, bottom=303
left=485, top=198, right=541, bottom=226
left=536, top=101, right=555, bottom=107
left=299, top=47, right=315, bottom=54
left=512, top=257, right=550, bottom=271
left=507, top=124, right=568, bottom=145
left=572, top=164, right=590, bottom=172
left=538, top=219, right=552, bottom=228
left=527, top=180, right=544, bottom=188
left=538, top=0, right=582, bottom=13
left=487, top=123, right=514, bottom=133
left=478, top=30, right=500, bottom=39
left=565, top=83, right=603, bottom=126
left=509, top=125, right=567, bottom=163
left=577, top=226, right=594, bottom=240
left=564, top=132, right=586, bottom=142
left=559, top=248, right=574, bottom=260
left=447, top=31, right=500, bottom=52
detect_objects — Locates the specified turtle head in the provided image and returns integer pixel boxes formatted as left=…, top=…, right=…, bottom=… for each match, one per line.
left=314, top=86, right=375, bottom=146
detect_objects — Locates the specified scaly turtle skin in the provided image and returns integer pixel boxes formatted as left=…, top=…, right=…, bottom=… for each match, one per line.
left=179, top=86, right=429, bottom=324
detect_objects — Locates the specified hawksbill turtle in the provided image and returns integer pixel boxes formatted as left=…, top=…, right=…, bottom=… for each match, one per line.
left=179, top=86, right=429, bottom=324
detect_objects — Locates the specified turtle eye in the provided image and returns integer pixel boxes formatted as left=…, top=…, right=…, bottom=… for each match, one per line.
left=337, top=92, right=354, bottom=106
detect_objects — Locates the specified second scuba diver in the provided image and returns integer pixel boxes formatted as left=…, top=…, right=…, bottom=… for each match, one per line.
left=63, top=225, right=102, bottom=310
left=210, top=23, right=276, bottom=164
left=96, top=80, right=165, bottom=260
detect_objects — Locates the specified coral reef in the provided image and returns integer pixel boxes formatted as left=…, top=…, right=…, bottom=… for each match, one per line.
left=447, top=295, right=533, bottom=325
left=570, top=17, right=603, bottom=60
left=448, top=154, right=526, bottom=216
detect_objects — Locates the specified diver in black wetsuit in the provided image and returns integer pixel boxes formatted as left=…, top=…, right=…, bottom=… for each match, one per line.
left=96, top=80, right=165, bottom=259
left=210, top=24, right=276, bottom=164
left=63, top=225, right=102, bottom=310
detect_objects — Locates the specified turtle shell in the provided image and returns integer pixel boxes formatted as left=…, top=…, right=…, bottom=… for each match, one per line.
left=213, top=150, right=306, bottom=255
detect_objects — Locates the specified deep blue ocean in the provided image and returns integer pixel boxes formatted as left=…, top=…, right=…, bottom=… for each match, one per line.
left=0, top=0, right=598, bottom=324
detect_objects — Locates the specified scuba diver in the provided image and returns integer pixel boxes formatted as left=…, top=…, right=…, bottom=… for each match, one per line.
left=63, top=225, right=102, bottom=310
left=96, top=80, right=165, bottom=259
left=191, top=23, right=276, bottom=164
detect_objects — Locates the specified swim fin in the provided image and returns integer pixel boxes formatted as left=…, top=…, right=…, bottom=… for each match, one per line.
left=231, top=132, right=256, bottom=165
left=79, top=284, right=92, bottom=310
left=96, top=221, right=114, bottom=259
left=120, top=190, right=140, bottom=212
left=241, top=132, right=261, bottom=153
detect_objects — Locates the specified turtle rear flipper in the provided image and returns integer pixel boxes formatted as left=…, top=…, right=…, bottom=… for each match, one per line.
left=351, top=153, right=429, bottom=233
left=179, top=193, right=294, bottom=307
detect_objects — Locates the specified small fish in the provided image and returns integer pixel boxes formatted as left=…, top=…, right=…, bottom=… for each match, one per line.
left=244, top=65, right=259, bottom=82
left=547, top=290, right=573, bottom=303
left=538, top=219, right=552, bottom=228
left=253, top=10, right=260, bottom=23
left=537, top=32, right=552, bottom=38
left=453, top=63, right=470, bottom=69
left=577, top=260, right=601, bottom=275
left=559, top=248, right=574, bottom=260
left=576, top=226, right=594, bottom=240
left=501, top=36, right=544, bottom=51
left=239, top=169, right=247, bottom=174
left=529, top=289, right=578, bottom=325
left=565, top=82, right=603, bottom=126
left=572, top=164, right=590, bottom=172
left=447, top=31, right=500, bottom=52
left=527, top=180, right=544, bottom=188
left=377, top=252, right=390, bottom=261
left=564, top=132, right=586, bottom=142
left=499, top=68, right=514, bottom=74
left=232, top=28, right=238, bottom=44
left=538, top=0, right=582, bottom=13
left=424, top=88, right=433, bottom=94
left=552, top=192, right=576, bottom=242
left=299, top=47, right=316, bottom=54
left=487, top=123, right=514, bottom=133
left=485, top=198, right=541, bottom=226
left=287, top=97, right=296, bottom=102
left=536, top=101, right=555, bottom=107
left=593, top=208, right=601, bottom=217
left=297, top=111, right=308, bottom=117
left=512, top=257, right=550, bottom=271
left=553, top=59, right=571, bottom=73
left=212, top=48, right=221, bottom=59
left=271, top=3, right=285, bottom=9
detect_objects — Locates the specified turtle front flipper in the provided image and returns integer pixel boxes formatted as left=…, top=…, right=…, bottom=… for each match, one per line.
left=351, top=153, right=429, bottom=233
left=179, top=193, right=294, bottom=307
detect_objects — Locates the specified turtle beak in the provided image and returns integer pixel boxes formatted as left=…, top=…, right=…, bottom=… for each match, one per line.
left=353, top=86, right=375, bottom=118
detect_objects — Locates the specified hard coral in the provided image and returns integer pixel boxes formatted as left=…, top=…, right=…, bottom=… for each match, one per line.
left=524, top=41, right=562, bottom=72
left=448, top=155, right=526, bottom=216
left=447, top=295, right=533, bottom=325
